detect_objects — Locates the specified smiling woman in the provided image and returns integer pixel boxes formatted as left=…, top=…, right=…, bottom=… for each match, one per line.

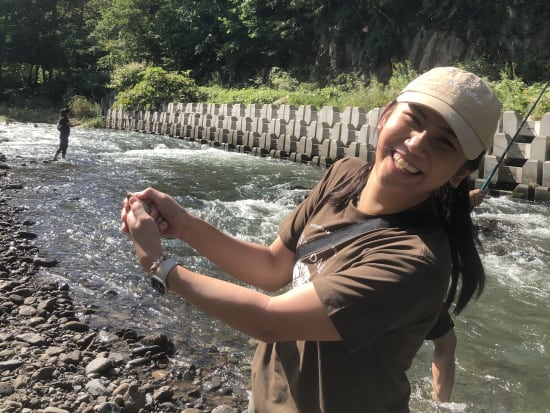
left=121, top=67, right=501, bottom=413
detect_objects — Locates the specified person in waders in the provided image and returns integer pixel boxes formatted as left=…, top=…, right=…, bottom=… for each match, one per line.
left=53, top=108, right=76, bottom=160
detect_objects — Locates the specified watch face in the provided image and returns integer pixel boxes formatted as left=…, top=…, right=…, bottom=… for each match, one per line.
left=151, top=275, right=166, bottom=294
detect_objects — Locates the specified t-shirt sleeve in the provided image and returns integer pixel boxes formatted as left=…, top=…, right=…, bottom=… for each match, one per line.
left=425, top=307, right=454, bottom=340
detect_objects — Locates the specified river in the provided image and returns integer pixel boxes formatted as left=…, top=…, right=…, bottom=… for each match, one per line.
left=1, top=122, right=549, bottom=412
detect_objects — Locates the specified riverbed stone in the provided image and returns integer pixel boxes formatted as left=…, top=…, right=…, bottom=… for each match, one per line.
left=0, top=152, right=249, bottom=413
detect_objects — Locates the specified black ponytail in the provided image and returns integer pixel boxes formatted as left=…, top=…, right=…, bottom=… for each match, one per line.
left=437, top=156, right=486, bottom=314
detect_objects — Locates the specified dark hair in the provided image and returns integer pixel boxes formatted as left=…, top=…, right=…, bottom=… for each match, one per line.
left=328, top=102, right=485, bottom=315
left=60, top=108, right=69, bottom=116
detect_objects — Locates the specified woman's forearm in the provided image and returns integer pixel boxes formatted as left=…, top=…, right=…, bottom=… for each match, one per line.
left=179, top=214, right=293, bottom=291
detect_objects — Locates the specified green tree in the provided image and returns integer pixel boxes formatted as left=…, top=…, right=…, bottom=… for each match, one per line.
left=113, top=66, right=201, bottom=110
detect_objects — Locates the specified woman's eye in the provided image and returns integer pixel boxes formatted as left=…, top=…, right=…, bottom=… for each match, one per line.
left=438, top=137, right=456, bottom=150
left=405, top=112, right=421, bottom=127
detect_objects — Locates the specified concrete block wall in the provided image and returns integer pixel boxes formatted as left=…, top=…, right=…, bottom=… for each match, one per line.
left=471, top=111, right=550, bottom=194
left=105, top=105, right=550, bottom=192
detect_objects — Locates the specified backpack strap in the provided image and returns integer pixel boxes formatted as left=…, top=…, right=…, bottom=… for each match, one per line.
left=294, top=212, right=437, bottom=262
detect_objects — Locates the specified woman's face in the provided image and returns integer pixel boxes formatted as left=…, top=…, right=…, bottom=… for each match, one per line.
left=374, top=102, right=470, bottom=199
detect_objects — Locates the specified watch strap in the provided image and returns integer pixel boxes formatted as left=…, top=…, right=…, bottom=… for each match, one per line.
left=149, top=256, right=178, bottom=294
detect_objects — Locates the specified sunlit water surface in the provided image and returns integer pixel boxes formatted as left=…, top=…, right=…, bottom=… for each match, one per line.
left=1, top=122, right=548, bottom=412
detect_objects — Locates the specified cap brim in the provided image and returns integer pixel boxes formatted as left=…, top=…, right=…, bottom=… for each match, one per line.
left=397, top=91, right=484, bottom=160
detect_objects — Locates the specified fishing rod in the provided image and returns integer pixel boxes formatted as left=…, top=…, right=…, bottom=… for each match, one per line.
left=481, top=80, right=549, bottom=191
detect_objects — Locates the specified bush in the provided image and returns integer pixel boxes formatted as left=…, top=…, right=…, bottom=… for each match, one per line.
left=109, top=62, right=149, bottom=92
left=114, top=67, right=201, bottom=110
left=68, top=95, right=102, bottom=119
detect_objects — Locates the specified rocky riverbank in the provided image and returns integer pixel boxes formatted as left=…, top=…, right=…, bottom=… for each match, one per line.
left=0, top=154, right=249, bottom=413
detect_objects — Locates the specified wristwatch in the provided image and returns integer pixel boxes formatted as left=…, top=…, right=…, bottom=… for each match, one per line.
left=149, top=255, right=178, bottom=294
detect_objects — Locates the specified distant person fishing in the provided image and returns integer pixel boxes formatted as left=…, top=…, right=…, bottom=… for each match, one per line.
left=53, top=108, right=78, bottom=161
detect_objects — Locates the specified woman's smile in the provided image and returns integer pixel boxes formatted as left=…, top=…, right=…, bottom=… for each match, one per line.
left=392, top=150, right=421, bottom=175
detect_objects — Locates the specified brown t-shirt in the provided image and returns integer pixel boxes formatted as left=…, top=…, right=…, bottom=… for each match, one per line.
left=251, top=157, right=451, bottom=413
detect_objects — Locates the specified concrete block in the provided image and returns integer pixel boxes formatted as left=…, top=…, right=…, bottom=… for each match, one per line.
left=223, top=116, right=238, bottom=130
left=280, top=105, right=297, bottom=122
left=196, top=103, right=208, bottom=114
left=251, top=147, right=268, bottom=157
left=297, top=136, right=319, bottom=157
left=310, top=156, right=321, bottom=166
left=253, top=118, right=269, bottom=134
left=368, top=125, right=379, bottom=148
left=190, top=113, right=201, bottom=127
left=201, top=114, right=213, bottom=128
left=498, top=160, right=541, bottom=185
left=221, top=142, right=235, bottom=152
left=231, top=104, right=246, bottom=117
left=303, top=105, right=318, bottom=124
left=282, top=135, right=298, bottom=153
left=357, top=124, right=369, bottom=144
left=244, top=131, right=260, bottom=148
left=511, top=184, right=550, bottom=202
left=273, top=119, right=287, bottom=136
left=331, top=123, right=343, bottom=142
left=494, top=131, right=532, bottom=159
left=502, top=110, right=536, bottom=137
left=262, top=104, right=278, bottom=120
left=203, top=126, right=216, bottom=141
left=238, top=117, right=253, bottom=132
left=328, top=140, right=346, bottom=160
left=291, top=120, right=307, bottom=138
left=522, top=159, right=542, bottom=185
left=529, top=135, right=550, bottom=161
left=212, top=115, right=224, bottom=129
left=220, top=104, right=233, bottom=116
left=367, top=108, right=382, bottom=127
left=214, top=128, right=229, bottom=143
left=320, top=157, right=334, bottom=168
left=319, top=139, right=331, bottom=158
left=542, top=161, right=550, bottom=187
left=319, top=106, right=340, bottom=127
left=295, top=105, right=306, bottom=121
left=259, top=133, right=278, bottom=151
left=191, top=125, right=204, bottom=140
left=315, top=122, right=331, bottom=141
left=339, top=124, right=357, bottom=146
left=341, top=107, right=367, bottom=129
left=229, top=129, right=244, bottom=146
left=346, top=142, right=360, bottom=157
left=207, top=103, right=220, bottom=116
left=236, top=145, right=250, bottom=154
left=539, top=113, right=550, bottom=137
left=306, top=121, right=319, bottom=139
left=482, top=155, right=499, bottom=186
left=246, top=104, right=262, bottom=118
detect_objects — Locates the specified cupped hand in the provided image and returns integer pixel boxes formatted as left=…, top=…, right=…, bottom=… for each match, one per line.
left=125, top=196, right=164, bottom=271
left=121, top=187, right=189, bottom=239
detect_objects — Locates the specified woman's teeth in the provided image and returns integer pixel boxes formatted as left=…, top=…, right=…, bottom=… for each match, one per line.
left=393, top=153, right=420, bottom=174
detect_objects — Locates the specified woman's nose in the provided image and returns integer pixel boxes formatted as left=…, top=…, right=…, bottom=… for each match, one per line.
left=404, top=130, right=429, bottom=153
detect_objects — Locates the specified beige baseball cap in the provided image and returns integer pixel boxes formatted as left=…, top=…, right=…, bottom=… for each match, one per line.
left=396, top=66, right=500, bottom=160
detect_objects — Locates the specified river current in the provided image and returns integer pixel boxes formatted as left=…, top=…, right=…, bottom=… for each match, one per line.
left=1, top=122, right=549, bottom=412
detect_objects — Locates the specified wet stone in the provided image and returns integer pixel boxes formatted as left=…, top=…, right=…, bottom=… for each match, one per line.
left=0, top=161, right=249, bottom=412
left=0, top=382, right=14, bottom=396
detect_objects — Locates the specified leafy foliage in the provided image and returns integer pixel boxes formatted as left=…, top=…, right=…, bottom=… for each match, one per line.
left=0, top=0, right=548, bottom=118
left=113, top=67, right=201, bottom=110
